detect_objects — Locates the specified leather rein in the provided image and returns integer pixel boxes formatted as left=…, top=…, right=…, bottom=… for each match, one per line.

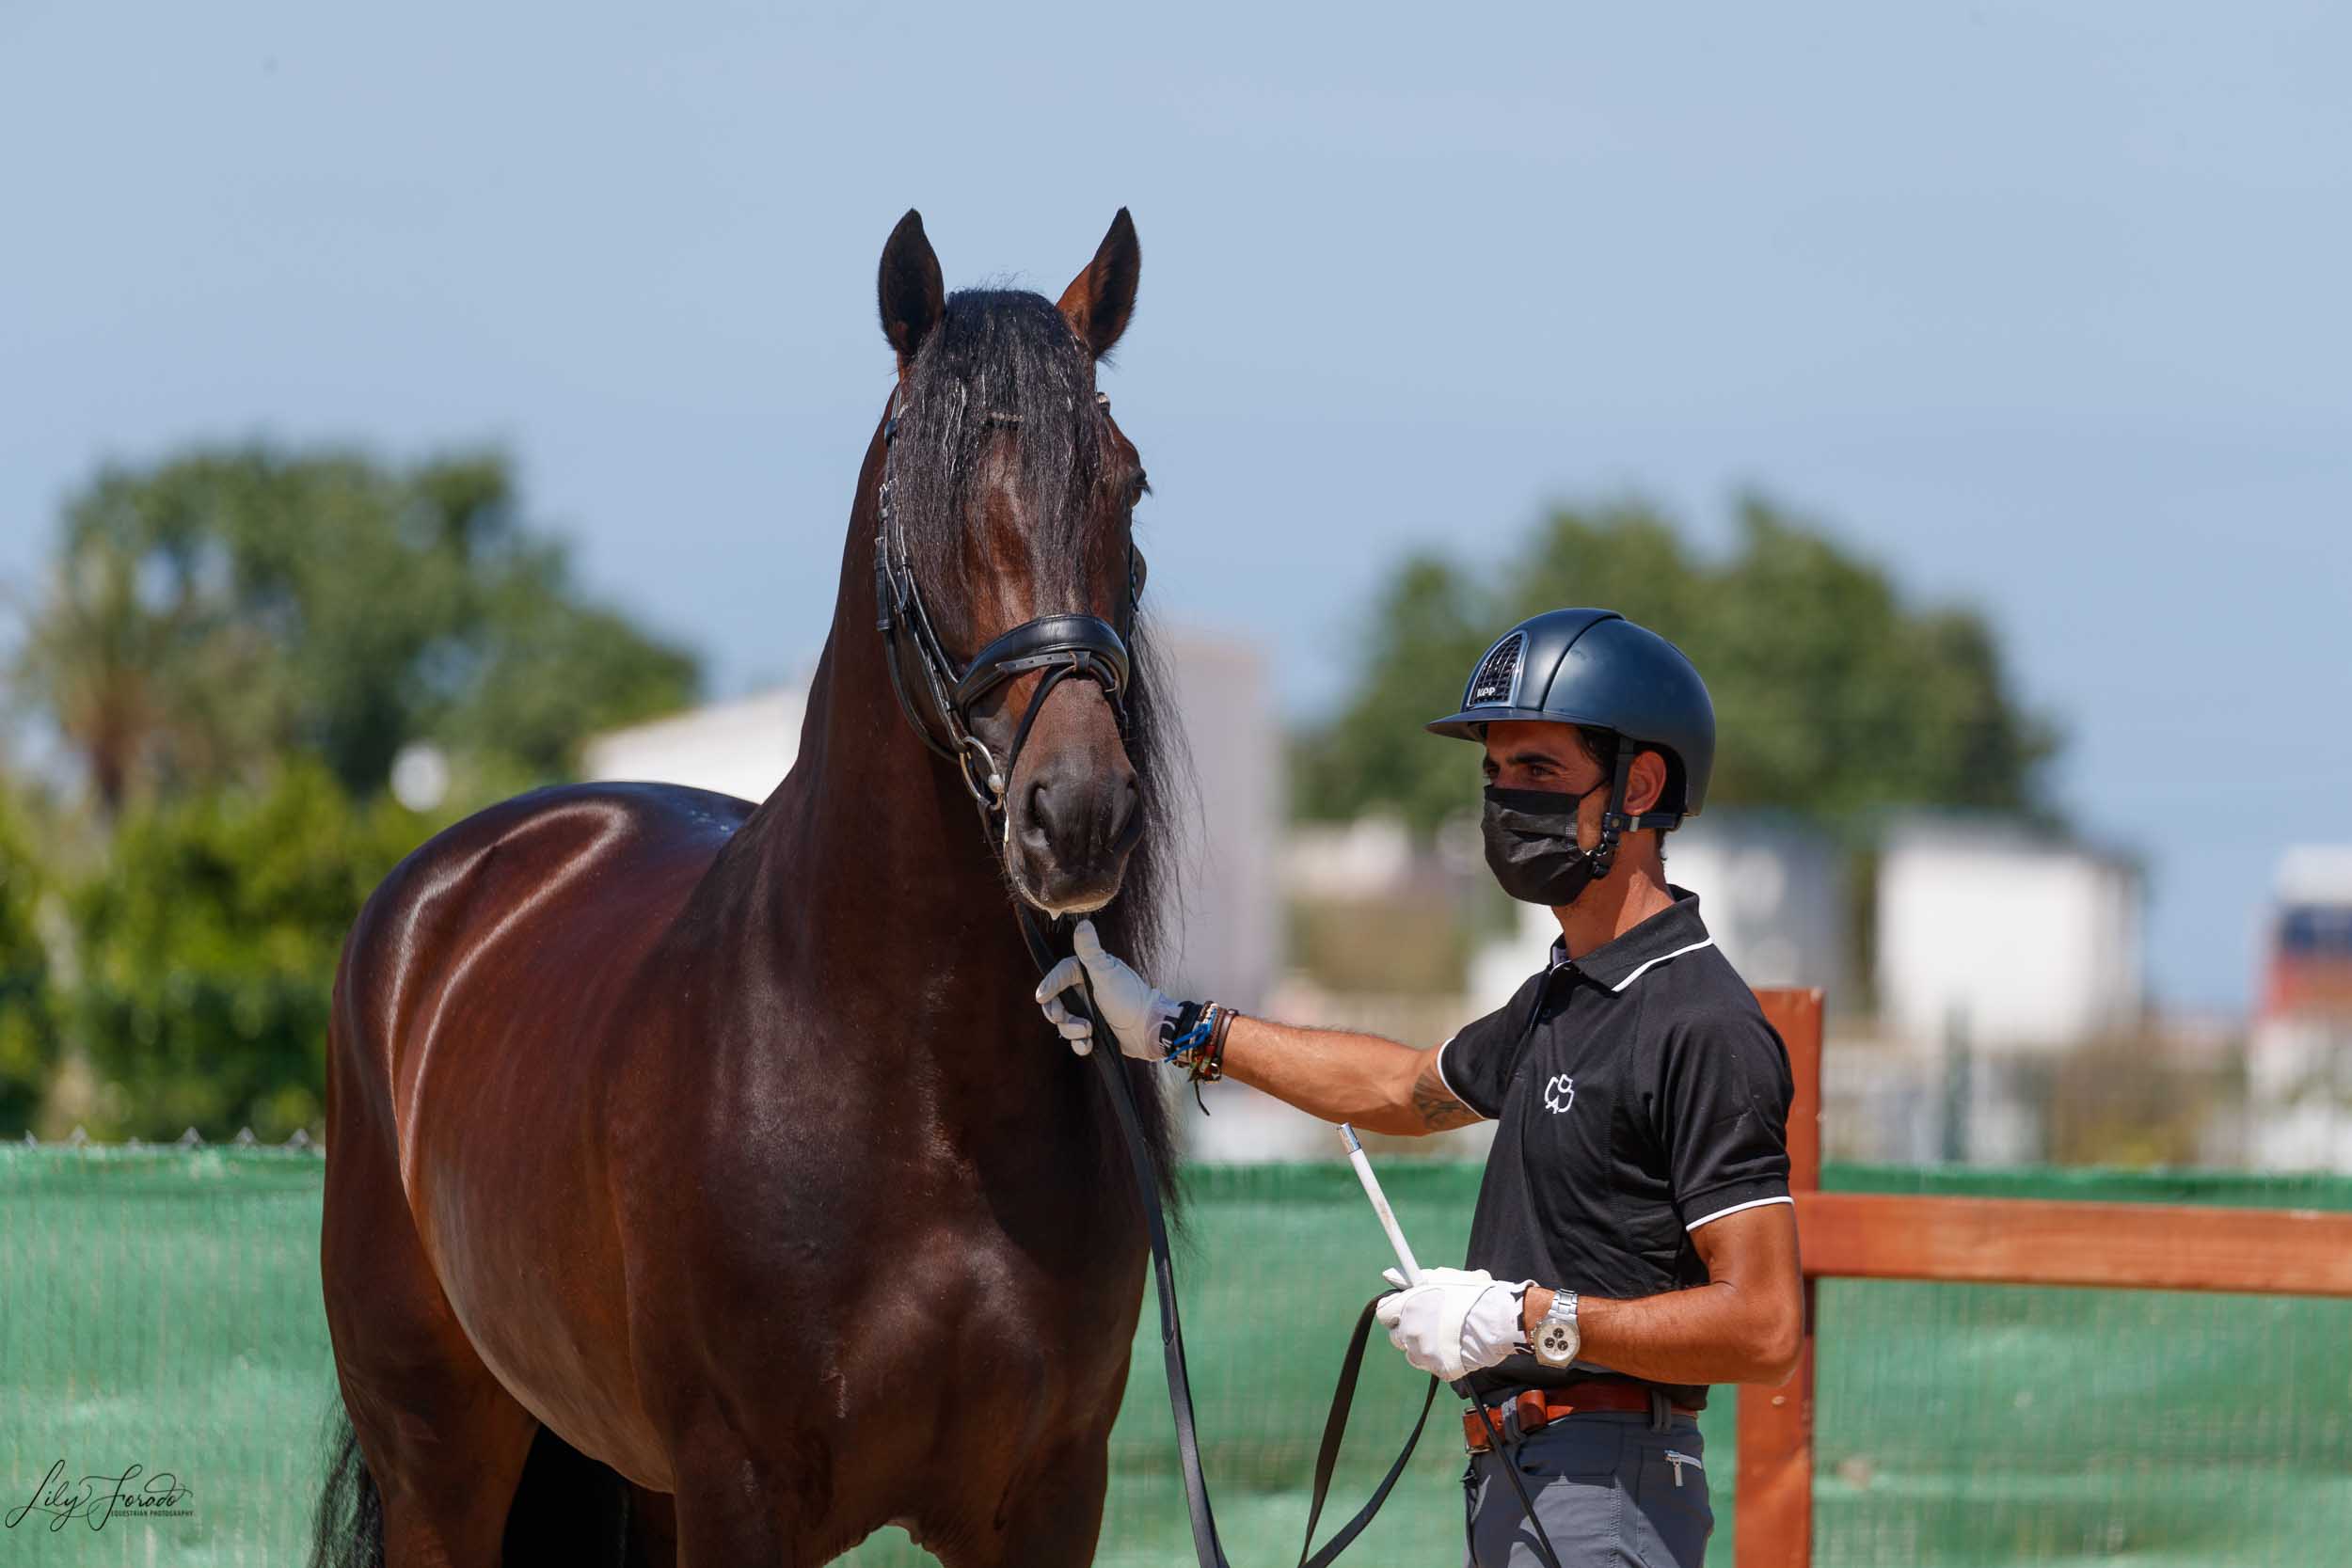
left=869, top=393, right=1440, bottom=1568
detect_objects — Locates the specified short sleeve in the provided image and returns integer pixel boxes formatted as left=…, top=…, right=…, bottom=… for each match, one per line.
left=1434, top=974, right=1546, bottom=1121
left=1657, top=1007, right=1795, bottom=1230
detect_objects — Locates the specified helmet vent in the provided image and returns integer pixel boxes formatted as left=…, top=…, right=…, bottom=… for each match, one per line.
left=1466, top=634, right=1525, bottom=706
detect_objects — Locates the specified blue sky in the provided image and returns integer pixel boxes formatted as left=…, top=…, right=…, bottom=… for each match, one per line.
left=4, top=3, right=2345, bottom=1009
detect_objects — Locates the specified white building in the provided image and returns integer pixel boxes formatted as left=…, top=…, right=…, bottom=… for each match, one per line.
left=581, top=689, right=805, bottom=809
left=1874, top=816, right=2143, bottom=1054
left=1661, top=811, right=1850, bottom=1002
left=1152, top=633, right=1282, bottom=1009
left=581, top=625, right=1281, bottom=1013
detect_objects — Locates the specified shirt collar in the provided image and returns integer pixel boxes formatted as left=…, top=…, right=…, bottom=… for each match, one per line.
left=1546, top=885, right=1714, bottom=992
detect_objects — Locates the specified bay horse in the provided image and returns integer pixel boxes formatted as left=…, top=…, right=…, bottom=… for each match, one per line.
left=313, top=209, right=1180, bottom=1568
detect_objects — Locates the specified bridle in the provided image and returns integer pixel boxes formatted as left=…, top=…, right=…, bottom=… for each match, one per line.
left=866, top=382, right=1471, bottom=1568
left=871, top=389, right=1146, bottom=837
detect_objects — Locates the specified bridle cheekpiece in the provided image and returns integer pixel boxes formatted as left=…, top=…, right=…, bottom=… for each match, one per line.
left=872, top=389, right=1146, bottom=839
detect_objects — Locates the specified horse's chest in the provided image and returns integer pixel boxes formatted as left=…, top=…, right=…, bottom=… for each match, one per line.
left=879, top=1155, right=1147, bottom=1393
left=916, top=1218, right=1145, bottom=1448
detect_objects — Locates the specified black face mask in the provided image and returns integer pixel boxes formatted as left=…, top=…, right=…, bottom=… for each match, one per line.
left=1482, top=784, right=1611, bottom=908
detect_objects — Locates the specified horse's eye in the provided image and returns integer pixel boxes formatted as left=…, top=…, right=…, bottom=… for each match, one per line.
left=1130, top=473, right=1152, bottom=507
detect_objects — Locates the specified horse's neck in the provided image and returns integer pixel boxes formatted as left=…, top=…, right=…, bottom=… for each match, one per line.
left=787, top=644, right=1017, bottom=935
left=751, top=434, right=1043, bottom=1049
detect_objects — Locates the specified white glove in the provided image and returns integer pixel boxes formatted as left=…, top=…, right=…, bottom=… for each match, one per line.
left=1374, top=1266, right=1530, bottom=1383
left=1032, top=919, right=1181, bottom=1060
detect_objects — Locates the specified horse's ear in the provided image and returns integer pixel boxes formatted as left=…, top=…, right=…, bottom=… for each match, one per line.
left=878, top=209, right=946, bottom=371
left=1057, top=209, right=1139, bottom=361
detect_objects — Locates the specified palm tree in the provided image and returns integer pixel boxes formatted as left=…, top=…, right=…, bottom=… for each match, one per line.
left=9, top=473, right=278, bottom=816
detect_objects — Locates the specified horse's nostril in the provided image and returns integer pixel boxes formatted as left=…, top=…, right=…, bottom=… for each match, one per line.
left=1108, top=775, right=1141, bottom=850
left=1024, top=771, right=1138, bottom=865
left=1027, top=780, right=1058, bottom=842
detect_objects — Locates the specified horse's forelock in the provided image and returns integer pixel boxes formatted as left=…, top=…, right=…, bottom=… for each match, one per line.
left=892, top=290, right=1107, bottom=602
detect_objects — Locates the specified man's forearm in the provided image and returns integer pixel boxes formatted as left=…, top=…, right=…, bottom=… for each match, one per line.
left=1520, top=1283, right=1801, bottom=1387
left=1217, top=1014, right=1441, bottom=1135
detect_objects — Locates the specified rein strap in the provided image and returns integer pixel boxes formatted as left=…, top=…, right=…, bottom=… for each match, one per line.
left=1013, top=909, right=1440, bottom=1568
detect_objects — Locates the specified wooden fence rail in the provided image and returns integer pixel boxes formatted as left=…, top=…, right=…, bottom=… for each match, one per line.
left=1734, top=988, right=2352, bottom=1568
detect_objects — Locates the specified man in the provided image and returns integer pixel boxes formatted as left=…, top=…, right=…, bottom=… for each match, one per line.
left=1037, top=608, right=1802, bottom=1568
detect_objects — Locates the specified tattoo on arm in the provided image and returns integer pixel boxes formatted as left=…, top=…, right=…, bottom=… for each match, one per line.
left=1411, top=1056, right=1481, bottom=1132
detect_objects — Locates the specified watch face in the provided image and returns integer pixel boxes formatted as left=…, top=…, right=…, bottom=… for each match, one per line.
left=1537, top=1322, right=1575, bottom=1362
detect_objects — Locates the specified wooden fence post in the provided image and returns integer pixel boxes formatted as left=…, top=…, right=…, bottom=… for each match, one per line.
left=1738, top=988, right=1822, bottom=1568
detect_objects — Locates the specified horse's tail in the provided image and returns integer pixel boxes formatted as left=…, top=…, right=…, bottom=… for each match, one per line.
left=309, top=1403, right=639, bottom=1568
left=501, top=1426, right=638, bottom=1566
left=309, top=1404, right=383, bottom=1568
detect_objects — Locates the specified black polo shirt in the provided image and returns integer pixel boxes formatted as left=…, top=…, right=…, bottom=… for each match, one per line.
left=1438, top=887, right=1794, bottom=1409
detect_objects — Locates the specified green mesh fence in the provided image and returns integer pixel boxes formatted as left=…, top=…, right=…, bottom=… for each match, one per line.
left=1807, top=1164, right=2352, bottom=1568
left=3, top=1149, right=2348, bottom=1566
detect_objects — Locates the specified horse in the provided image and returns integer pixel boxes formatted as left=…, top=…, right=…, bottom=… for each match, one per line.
left=312, top=208, right=1181, bottom=1568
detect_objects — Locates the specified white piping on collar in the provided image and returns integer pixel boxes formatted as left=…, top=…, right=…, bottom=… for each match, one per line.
left=1609, top=936, right=1716, bottom=992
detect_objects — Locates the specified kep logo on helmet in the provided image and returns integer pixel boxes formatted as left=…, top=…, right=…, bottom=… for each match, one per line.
left=1465, top=633, right=1526, bottom=708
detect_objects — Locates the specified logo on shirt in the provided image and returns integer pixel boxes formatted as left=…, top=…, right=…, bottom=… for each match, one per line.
left=1542, top=1073, right=1575, bottom=1114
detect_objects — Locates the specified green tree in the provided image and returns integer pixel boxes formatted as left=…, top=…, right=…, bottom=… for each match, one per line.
left=9, top=501, right=278, bottom=814
left=1292, top=555, right=1490, bottom=837
left=3, top=442, right=707, bottom=1135
left=66, top=759, right=438, bottom=1139
left=12, top=445, right=700, bottom=811
left=0, top=783, right=62, bottom=1131
left=1297, top=493, right=2059, bottom=835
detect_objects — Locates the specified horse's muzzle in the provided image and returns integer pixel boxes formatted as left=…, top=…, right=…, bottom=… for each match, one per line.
left=1009, top=757, right=1141, bottom=914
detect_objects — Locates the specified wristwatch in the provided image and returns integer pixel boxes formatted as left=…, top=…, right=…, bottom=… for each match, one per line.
left=1532, top=1290, right=1581, bottom=1369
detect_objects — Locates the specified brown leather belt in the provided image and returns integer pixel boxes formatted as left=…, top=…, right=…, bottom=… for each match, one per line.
left=1462, top=1382, right=1700, bottom=1452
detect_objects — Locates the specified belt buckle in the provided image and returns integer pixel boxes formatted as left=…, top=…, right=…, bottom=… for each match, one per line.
left=1464, top=1398, right=1511, bottom=1455
left=1467, top=1389, right=1559, bottom=1455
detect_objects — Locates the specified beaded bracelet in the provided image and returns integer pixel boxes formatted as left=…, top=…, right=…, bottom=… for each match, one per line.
left=1167, top=1002, right=1221, bottom=1075
left=1162, top=1001, right=1213, bottom=1066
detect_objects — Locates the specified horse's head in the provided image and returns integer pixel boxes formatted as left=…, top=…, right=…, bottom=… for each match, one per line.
left=872, top=210, right=1154, bottom=918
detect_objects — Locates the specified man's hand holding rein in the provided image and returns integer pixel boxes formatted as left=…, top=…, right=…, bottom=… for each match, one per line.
left=1375, top=1266, right=1530, bottom=1383
left=1034, top=920, right=1484, bottom=1134
left=1033, top=920, right=1177, bottom=1059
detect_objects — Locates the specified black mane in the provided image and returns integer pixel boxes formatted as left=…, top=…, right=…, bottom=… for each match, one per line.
left=895, top=288, right=1187, bottom=1203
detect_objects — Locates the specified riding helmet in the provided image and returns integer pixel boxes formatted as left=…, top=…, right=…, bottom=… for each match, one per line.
left=1425, top=609, right=1715, bottom=820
